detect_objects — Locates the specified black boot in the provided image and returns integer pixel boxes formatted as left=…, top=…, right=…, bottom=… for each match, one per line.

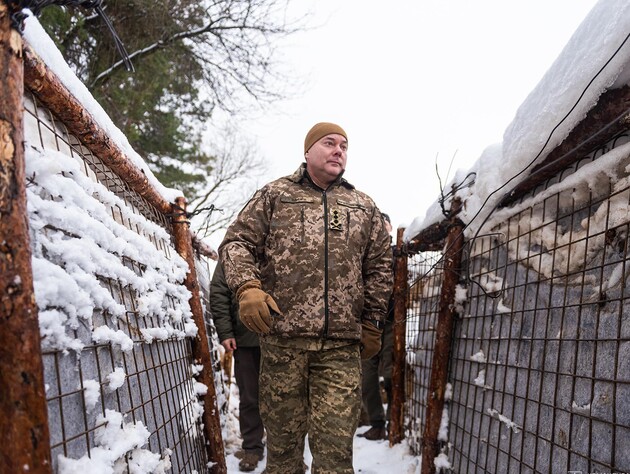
left=358, top=425, right=387, bottom=440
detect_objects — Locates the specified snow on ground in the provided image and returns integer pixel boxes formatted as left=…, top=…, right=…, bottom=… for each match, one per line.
left=224, top=432, right=421, bottom=474
left=224, top=429, right=421, bottom=474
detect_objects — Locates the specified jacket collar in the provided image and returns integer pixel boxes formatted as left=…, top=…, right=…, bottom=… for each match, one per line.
left=288, top=163, right=354, bottom=190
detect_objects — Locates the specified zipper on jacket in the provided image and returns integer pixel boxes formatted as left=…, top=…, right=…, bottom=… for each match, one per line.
left=322, top=190, right=330, bottom=337
left=346, top=209, right=350, bottom=242
left=300, top=206, right=305, bottom=243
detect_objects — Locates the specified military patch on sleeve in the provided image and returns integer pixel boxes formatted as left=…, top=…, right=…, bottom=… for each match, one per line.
left=329, top=207, right=344, bottom=231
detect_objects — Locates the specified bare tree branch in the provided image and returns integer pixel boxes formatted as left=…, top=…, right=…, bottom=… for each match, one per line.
left=189, top=124, right=266, bottom=238
left=90, top=0, right=300, bottom=93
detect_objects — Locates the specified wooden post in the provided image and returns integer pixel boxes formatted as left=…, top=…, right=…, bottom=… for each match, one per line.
left=421, top=198, right=464, bottom=474
left=171, top=197, right=226, bottom=473
left=0, top=3, right=53, bottom=472
left=389, top=227, right=408, bottom=445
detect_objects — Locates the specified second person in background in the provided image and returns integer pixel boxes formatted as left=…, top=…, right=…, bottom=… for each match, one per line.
left=359, top=212, right=395, bottom=441
left=210, top=261, right=265, bottom=472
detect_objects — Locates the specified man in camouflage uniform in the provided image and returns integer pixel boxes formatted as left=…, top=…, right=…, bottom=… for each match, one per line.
left=219, top=122, right=392, bottom=473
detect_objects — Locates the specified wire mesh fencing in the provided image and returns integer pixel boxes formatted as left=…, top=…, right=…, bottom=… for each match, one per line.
left=402, top=131, right=630, bottom=472
left=404, top=251, right=444, bottom=455
left=24, top=90, right=224, bottom=472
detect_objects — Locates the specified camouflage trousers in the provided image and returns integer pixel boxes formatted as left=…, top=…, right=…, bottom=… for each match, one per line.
left=260, top=337, right=362, bottom=474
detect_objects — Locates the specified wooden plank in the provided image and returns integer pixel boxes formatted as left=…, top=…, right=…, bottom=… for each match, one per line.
left=500, top=85, right=630, bottom=207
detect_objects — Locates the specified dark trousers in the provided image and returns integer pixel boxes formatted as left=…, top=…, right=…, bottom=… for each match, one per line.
left=361, top=320, right=394, bottom=428
left=234, top=346, right=264, bottom=455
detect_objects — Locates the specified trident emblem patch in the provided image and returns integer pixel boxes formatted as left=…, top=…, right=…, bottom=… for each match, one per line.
left=329, top=208, right=343, bottom=231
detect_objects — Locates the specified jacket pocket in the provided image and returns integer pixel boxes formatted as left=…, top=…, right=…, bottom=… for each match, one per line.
left=336, top=199, right=368, bottom=243
left=274, top=197, right=314, bottom=245
left=280, top=197, right=315, bottom=204
left=336, top=198, right=366, bottom=211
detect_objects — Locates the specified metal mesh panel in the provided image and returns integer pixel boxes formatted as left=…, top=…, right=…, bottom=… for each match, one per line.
left=405, top=251, right=444, bottom=455
left=451, top=134, right=630, bottom=473
left=403, top=131, right=630, bottom=472
left=24, top=92, right=213, bottom=472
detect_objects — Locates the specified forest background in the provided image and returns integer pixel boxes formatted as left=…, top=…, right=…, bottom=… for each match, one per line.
left=39, top=0, right=301, bottom=238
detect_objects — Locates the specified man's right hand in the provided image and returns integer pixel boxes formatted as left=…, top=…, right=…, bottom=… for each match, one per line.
left=221, top=338, right=237, bottom=352
left=237, top=281, right=282, bottom=334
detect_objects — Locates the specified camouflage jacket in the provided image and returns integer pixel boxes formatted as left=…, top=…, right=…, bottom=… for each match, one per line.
left=219, top=164, right=392, bottom=341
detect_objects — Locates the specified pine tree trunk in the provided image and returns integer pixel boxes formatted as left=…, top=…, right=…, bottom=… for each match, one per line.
left=0, top=3, right=53, bottom=472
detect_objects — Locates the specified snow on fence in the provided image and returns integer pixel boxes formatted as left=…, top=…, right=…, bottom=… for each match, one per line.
left=0, top=11, right=228, bottom=473
left=395, top=4, right=630, bottom=471
left=399, top=103, right=630, bottom=473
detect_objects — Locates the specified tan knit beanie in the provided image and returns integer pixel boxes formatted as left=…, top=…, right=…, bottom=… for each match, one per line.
left=304, top=122, right=348, bottom=154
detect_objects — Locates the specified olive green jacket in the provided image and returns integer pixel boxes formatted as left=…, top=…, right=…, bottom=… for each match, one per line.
left=219, top=164, right=392, bottom=341
left=209, top=261, right=259, bottom=347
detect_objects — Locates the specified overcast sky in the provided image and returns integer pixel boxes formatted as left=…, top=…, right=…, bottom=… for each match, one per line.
left=209, top=0, right=600, bottom=248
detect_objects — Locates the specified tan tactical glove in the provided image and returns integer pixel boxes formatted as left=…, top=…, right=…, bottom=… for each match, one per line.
left=360, top=320, right=383, bottom=360
left=236, top=280, right=281, bottom=334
